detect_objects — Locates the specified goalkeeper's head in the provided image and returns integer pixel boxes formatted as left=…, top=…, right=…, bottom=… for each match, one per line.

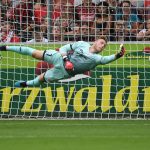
left=90, top=36, right=108, bottom=54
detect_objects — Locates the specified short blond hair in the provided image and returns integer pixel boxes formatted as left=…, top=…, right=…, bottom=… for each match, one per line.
left=96, top=35, right=108, bottom=43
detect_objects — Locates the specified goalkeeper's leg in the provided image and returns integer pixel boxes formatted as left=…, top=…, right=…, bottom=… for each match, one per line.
left=15, top=73, right=45, bottom=87
left=0, top=46, right=44, bottom=60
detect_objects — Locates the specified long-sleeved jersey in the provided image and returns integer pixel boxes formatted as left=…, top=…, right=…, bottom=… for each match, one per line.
left=59, top=41, right=116, bottom=75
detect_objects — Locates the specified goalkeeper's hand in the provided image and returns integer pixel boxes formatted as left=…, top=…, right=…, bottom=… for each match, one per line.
left=63, top=56, right=74, bottom=71
left=116, top=44, right=126, bottom=59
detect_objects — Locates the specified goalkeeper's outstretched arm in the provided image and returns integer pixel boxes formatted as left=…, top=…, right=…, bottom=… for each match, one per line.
left=96, top=44, right=126, bottom=65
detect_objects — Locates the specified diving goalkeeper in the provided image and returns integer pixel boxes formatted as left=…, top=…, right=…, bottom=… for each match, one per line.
left=0, top=36, right=125, bottom=87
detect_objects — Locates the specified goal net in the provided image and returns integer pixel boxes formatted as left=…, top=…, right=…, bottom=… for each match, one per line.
left=0, top=0, right=150, bottom=119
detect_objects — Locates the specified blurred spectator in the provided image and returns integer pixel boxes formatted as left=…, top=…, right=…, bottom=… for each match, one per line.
left=74, top=25, right=80, bottom=35
left=6, top=0, right=33, bottom=34
left=0, top=2, right=1, bottom=24
left=105, top=0, right=119, bottom=7
left=137, top=6, right=145, bottom=23
left=26, top=26, right=48, bottom=43
left=52, top=1, right=61, bottom=20
left=11, top=0, right=20, bottom=7
left=41, top=17, right=48, bottom=32
left=75, top=23, right=95, bottom=41
left=0, top=21, right=20, bottom=43
left=52, top=26, right=61, bottom=41
left=92, top=1, right=114, bottom=40
left=130, top=0, right=144, bottom=8
left=34, top=0, right=47, bottom=24
left=52, top=0, right=74, bottom=20
left=54, top=3, right=74, bottom=32
left=1, top=0, right=12, bottom=20
left=76, top=24, right=89, bottom=41
left=52, top=0, right=64, bottom=20
left=113, top=20, right=130, bottom=41
left=21, top=22, right=36, bottom=42
left=116, top=0, right=141, bottom=40
left=53, top=2, right=76, bottom=41
left=40, top=17, right=48, bottom=38
left=105, top=0, right=119, bottom=18
left=63, top=24, right=80, bottom=41
left=80, top=24, right=89, bottom=35
left=144, top=0, right=150, bottom=20
left=75, top=0, right=96, bottom=26
left=130, top=0, right=145, bottom=23
left=74, top=0, right=105, bottom=6
left=137, top=19, right=150, bottom=41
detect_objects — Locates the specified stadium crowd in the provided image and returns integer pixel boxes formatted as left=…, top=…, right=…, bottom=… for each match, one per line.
left=0, top=0, right=150, bottom=42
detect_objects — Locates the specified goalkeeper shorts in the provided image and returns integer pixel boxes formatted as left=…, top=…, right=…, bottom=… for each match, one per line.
left=43, top=50, right=70, bottom=82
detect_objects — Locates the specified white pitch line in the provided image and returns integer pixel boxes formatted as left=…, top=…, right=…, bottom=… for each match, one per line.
left=0, top=123, right=150, bottom=126
left=0, top=135, right=149, bottom=139
left=46, top=123, right=150, bottom=126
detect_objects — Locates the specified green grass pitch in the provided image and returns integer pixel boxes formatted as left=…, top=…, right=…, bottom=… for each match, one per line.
left=0, top=120, right=150, bottom=150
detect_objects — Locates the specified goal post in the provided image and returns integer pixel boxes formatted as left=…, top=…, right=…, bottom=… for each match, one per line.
left=0, top=0, right=150, bottom=119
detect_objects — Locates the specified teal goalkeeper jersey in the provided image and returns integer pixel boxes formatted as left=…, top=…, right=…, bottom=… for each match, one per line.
left=59, top=41, right=116, bottom=74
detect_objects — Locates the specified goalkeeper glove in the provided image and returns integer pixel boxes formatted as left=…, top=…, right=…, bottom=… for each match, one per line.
left=0, top=46, right=6, bottom=51
left=116, top=44, right=125, bottom=59
left=63, top=56, right=74, bottom=71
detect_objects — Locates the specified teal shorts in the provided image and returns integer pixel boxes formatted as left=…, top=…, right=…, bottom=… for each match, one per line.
left=43, top=50, right=70, bottom=82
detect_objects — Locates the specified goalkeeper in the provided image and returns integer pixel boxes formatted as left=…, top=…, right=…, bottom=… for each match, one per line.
left=0, top=36, right=125, bottom=87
